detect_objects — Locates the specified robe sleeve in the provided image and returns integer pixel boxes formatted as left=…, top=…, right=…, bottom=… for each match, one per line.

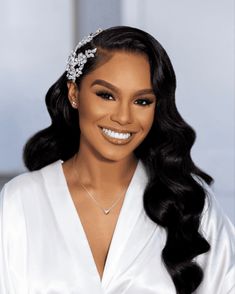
left=0, top=183, right=28, bottom=294
left=0, top=185, right=14, bottom=293
left=195, top=180, right=235, bottom=294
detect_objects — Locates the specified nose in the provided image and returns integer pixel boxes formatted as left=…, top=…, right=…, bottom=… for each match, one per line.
left=110, top=101, right=133, bottom=125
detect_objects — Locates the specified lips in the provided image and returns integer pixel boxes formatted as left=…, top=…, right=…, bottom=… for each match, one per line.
left=99, top=126, right=135, bottom=134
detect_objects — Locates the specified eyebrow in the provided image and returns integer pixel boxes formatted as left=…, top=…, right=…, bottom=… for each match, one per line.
left=90, top=79, right=155, bottom=96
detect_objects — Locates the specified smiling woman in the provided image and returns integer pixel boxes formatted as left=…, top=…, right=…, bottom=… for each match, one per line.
left=0, top=26, right=234, bottom=294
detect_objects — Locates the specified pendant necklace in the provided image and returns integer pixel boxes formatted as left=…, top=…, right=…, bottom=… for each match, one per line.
left=72, top=157, right=125, bottom=215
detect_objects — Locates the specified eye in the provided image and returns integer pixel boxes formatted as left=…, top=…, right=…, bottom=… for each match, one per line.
left=96, top=91, right=114, bottom=100
left=134, top=98, right=154, bottom=107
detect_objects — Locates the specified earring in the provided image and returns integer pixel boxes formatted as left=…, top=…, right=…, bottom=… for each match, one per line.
left=71, top=101, right=77, bottom=108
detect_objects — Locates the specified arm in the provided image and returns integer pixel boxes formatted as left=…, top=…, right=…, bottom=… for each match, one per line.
left=0, top=183, right=28, bottom=294
left=0, top=185, right=14, bottom=293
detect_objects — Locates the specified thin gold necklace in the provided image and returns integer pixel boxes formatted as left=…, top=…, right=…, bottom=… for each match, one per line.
left=72, top=157, right=125, bottom=215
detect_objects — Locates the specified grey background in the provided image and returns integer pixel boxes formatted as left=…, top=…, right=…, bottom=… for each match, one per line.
left=0, top=0, right=234, bottom=223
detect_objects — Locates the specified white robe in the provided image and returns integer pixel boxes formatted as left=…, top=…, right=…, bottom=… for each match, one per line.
left=0, top=160, right=234, bottom=294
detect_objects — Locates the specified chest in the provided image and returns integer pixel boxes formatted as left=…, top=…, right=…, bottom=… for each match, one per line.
left=71, top=189, right=125, bottom=280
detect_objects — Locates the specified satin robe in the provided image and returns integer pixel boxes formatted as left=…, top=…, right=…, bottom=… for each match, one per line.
left=0, top=160, right=234, bottom=294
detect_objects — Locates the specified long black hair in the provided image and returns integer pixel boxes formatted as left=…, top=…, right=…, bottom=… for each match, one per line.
left=23, top=26, right=213, bottom=293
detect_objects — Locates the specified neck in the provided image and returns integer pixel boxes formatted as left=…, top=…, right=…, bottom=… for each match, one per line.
left=72, top=150, right=138, bottom=191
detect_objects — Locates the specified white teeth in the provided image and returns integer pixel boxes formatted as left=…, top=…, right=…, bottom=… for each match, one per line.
left=102, top=128, right=131, bottom=139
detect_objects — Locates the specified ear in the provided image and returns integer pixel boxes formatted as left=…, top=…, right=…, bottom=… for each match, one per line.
left=67, top=81, right=79, bottom=109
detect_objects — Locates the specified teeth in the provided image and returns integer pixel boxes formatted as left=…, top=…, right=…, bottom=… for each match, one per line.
left=102, top=128, right=131, bottom=139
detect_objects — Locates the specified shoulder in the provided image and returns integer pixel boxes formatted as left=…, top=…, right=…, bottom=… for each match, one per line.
left=193, top=175, right=235, bottom=238
left=195, top=176, right=235, bottom=239
left=0, top=160, right=62, bottom=203
left=0, top=160, right=63, bottom=245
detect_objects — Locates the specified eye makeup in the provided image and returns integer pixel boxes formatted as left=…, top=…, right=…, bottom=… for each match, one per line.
left=95, top=90, right=155, bottom=107
left=96, top=91, right=114, bottom=100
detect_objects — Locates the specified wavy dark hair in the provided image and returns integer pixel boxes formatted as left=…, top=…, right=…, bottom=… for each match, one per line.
left=23, top=26, right=213, bottom=293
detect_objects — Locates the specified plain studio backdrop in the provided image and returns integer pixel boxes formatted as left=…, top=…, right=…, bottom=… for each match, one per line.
left=0, top=0, right=234, bottom=223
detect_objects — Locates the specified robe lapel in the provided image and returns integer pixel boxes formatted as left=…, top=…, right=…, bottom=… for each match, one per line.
left=100, top=160, right=157, bottom=291
left=43, top=160, right=104, bottom=293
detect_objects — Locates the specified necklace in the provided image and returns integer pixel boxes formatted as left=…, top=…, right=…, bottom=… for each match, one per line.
left=72, top=157, right=125, bottom=215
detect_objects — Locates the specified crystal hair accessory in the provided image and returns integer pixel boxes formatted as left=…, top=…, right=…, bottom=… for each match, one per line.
left=66, top=28, right=103, bottom=82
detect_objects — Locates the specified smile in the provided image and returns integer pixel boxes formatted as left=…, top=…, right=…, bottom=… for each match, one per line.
left=102, top=127, right=131, bottom=139
left=99, top=126, right=134, bottom=145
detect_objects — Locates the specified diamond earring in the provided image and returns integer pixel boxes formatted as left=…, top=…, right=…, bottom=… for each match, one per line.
left=71, top=101, right=77, bottom=108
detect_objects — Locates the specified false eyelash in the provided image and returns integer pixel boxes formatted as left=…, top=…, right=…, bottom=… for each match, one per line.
left=134, top=99, right=154, bottom=106
left=96, top=91, right=114, bottom=100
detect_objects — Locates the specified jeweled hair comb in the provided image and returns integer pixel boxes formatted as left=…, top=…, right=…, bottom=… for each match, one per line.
left=66, top=28, right=103, bottom=82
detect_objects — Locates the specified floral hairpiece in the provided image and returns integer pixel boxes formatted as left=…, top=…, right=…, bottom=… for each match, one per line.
left=66, top=28, right=103, bottom=82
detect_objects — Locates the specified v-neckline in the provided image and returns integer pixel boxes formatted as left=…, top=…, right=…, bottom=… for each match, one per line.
left=42, top=158, right=154, bottom=292
left=58, top=159, right=143, bottom=287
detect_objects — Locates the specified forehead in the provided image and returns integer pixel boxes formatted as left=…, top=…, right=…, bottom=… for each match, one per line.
left=82, top=51, right=152, bottom=89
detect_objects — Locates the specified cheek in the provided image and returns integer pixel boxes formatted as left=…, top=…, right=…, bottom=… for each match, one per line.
left=79, top=100, right=104, bottom=120
left=138, top=110, right=155, bottom=131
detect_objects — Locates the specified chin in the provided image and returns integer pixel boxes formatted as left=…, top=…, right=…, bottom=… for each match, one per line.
left=97, top=148, right=132, bottom=162
left=101, top=153, right=127, bottom=162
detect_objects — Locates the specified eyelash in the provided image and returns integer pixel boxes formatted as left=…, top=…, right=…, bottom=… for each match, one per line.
left=95, top=91, right=154, bottom=107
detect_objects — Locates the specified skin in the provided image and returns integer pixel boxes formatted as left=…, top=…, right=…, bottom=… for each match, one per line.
left=63, top=51, right=157, bottom=280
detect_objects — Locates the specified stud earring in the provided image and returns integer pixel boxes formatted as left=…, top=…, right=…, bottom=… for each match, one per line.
left=71, top=101, right=77, bottom=108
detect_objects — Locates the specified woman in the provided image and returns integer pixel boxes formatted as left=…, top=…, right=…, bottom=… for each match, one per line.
left=0, top=26, right=234, bottom=294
